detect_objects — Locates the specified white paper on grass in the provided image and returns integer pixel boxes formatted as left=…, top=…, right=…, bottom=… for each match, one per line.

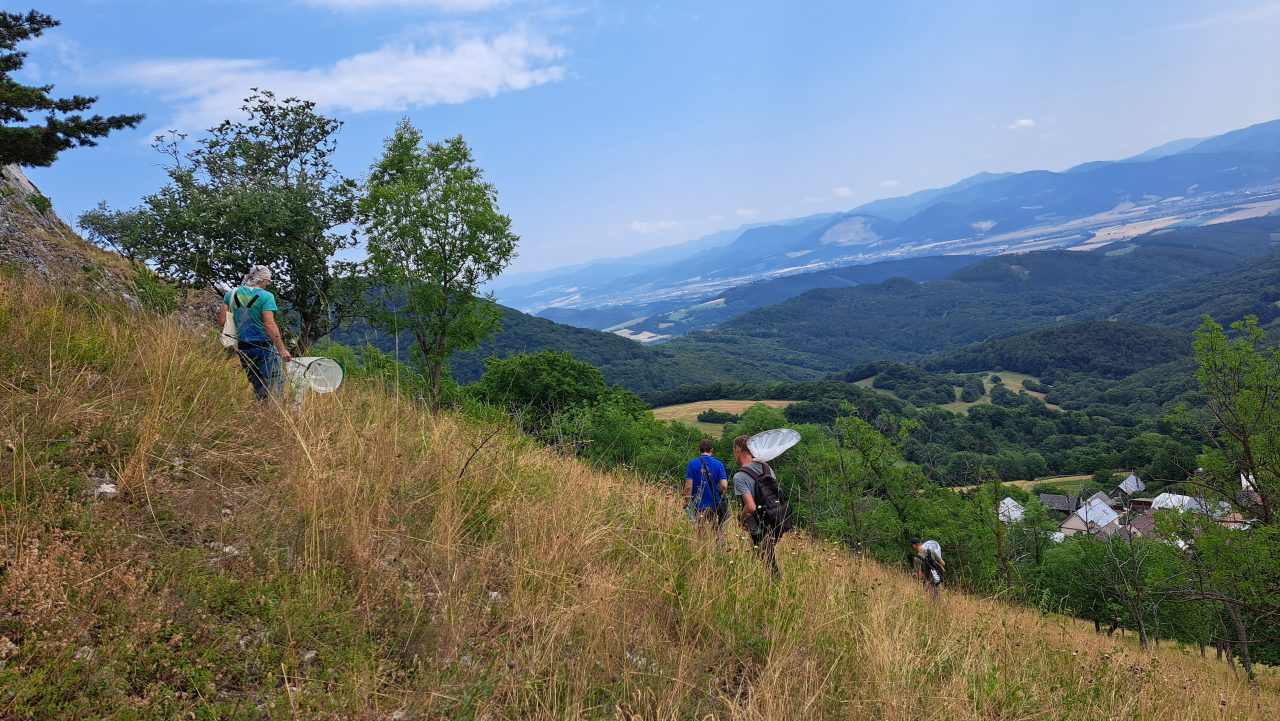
left=747, top=428, right=802, bottom=463
left=288, top=357, right=344, bottom=394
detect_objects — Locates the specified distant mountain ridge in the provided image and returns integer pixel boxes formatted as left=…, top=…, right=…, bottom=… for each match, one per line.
left=569, top=254, right=980, bottom=339
left=498, top=117, right=1280, bottom=335
left=653, top=217, right=1280, bottom=381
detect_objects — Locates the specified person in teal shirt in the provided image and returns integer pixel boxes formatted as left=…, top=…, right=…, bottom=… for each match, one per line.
left=218, top=265, right=292, bottom=400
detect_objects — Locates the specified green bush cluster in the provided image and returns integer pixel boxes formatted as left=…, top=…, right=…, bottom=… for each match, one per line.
left=131, top=265, right=178, bottom=314
left=696, top=409, right=739, bottom=424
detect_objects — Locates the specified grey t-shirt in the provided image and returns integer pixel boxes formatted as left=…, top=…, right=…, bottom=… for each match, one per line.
left=733, top=461, right=766, bottom=499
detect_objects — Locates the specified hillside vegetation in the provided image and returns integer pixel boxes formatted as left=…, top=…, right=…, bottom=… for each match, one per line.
left=4, top=274, right=1278, bottom=719
left=926, top=321, right=1191, bottom=379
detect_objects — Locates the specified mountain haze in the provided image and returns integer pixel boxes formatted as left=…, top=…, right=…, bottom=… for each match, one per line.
left=656, top=217, right=1280, bottom=380
left=502, top=118, right=1280, bottom=340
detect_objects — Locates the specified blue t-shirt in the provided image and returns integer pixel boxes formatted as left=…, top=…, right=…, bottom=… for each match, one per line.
left=223, top=287, right=279, bottom=343
left=686, top=455, right=728, bottom=510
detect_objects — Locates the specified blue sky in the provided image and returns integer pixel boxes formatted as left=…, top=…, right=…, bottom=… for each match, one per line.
left=19, top=0, right=1280, bottom=273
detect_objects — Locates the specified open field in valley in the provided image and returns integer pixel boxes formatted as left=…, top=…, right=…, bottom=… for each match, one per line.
left=652, top=399, right=795, bottom=433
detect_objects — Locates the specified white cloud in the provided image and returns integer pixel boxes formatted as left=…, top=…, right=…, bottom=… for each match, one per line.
left=1008, top=118, right=1037, bottom=130
left=303, top=0, right=507, bottom=11
left=735, top=208, right=759, bottom=219
left=20, top=34, right=84, bottom=82
left=628, top=220, right=680, bottom=234
left=831, top=186, right=854, bottom=198
left=118, top=30, right=565, bottom=132
left=879, top=179, right=901, bottom=189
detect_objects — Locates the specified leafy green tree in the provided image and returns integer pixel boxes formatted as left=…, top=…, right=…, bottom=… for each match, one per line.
left=1132, top=317, right=1280, bottom=678
left=783, top=398, right=843, bottom=425
left=556, top=391, right=682, bottom=472
left=1193, top=316, right=1280, bottom=523
left=959, top=377, right=986, bottom=403
left=1010, top=496, right=1059, bottom=568
left=1163, top=515, right=1280, bottom=676
left=835, top=415, right=927, bottom=553
left=1, top=10, right=143, bottom=166
left=696, top=409, right=739, bottom=424
left=470, top=351, right=609, bottom=432
left=79, top=91, right=359, bottom=351
left=361, top=120, right=517, bottom=406
left=1091, top=469, right=1118, bottom=488
left=1037, top=538, right=1121, bottom=633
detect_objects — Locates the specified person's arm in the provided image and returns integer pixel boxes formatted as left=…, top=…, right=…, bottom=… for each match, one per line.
left=684, top=477, right=693, bottom=505
left=217, top=304, right=228, bottom=327
left=733, top=470, right=756, bottom=521
left=261, top=311, right=292, bottom=363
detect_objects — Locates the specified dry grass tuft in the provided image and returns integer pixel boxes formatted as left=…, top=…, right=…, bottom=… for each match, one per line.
left=1, top=272, right=1277, bottom=719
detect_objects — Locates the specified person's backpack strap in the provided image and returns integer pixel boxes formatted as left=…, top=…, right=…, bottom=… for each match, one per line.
left=698, top=457, right=714, bottom=505
left=232, top=287, right=262, bottom=310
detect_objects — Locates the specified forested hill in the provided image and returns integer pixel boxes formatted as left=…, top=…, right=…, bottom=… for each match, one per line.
left=335, top=304, right=659, bottom=388
left=449, top=306, right=650, bottom=383
left=657, top=217, right=1280, bottom=378
left=336, top=302, right=820, bottom=395
left=1114, top=254, right=1280, bottom=331
left=569, top=253, right=981, bottom=338
left=925, top=321, right=1191, bottom=378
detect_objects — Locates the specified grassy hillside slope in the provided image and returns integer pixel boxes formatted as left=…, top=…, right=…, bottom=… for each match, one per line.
left=2, top=274, right=1277, bottom=720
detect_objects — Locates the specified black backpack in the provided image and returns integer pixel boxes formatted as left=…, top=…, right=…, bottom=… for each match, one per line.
left=740, top=463, right=794, bottom=534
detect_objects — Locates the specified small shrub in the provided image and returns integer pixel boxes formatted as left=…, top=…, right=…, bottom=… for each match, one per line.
left=28, top=192, right=52, bottom=214
left=132, top=265, right=179, bottom=313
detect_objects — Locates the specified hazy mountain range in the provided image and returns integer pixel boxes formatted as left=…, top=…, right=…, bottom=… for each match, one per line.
left=495, top=118, right=1280, bottom=343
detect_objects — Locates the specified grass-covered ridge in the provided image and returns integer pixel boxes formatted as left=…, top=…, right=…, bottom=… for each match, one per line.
left=2, top=273, right=1277, bottom=720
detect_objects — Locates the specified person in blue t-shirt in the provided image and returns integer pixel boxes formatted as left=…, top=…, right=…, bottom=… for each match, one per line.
left=685, top=439, right=729, bottom=542
left=217, top=265, right=292, bottom=401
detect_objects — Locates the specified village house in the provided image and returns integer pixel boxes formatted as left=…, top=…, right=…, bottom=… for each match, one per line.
left=1059, top=497, right=1121, bottom=537
left=1038, top=493, right=1080, bottom=515
left=998, top=497, right=1025, bottom=524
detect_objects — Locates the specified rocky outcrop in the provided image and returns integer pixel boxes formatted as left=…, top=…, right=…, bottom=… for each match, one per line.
left=0, top=164, right=137, bottom=305
left=1, top=166, right=230, bottom=331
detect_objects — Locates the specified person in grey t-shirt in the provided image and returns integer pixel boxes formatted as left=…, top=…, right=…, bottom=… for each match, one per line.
left=732, top=434, right=781, bottom=578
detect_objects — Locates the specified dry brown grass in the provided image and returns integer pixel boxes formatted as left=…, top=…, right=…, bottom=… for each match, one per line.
left=2, top=273, right=1278, bottom=720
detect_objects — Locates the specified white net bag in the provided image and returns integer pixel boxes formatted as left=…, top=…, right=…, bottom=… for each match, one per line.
left=287, top=357, right=344, bottom=399
left=747, top=428, right=802, bottom=462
